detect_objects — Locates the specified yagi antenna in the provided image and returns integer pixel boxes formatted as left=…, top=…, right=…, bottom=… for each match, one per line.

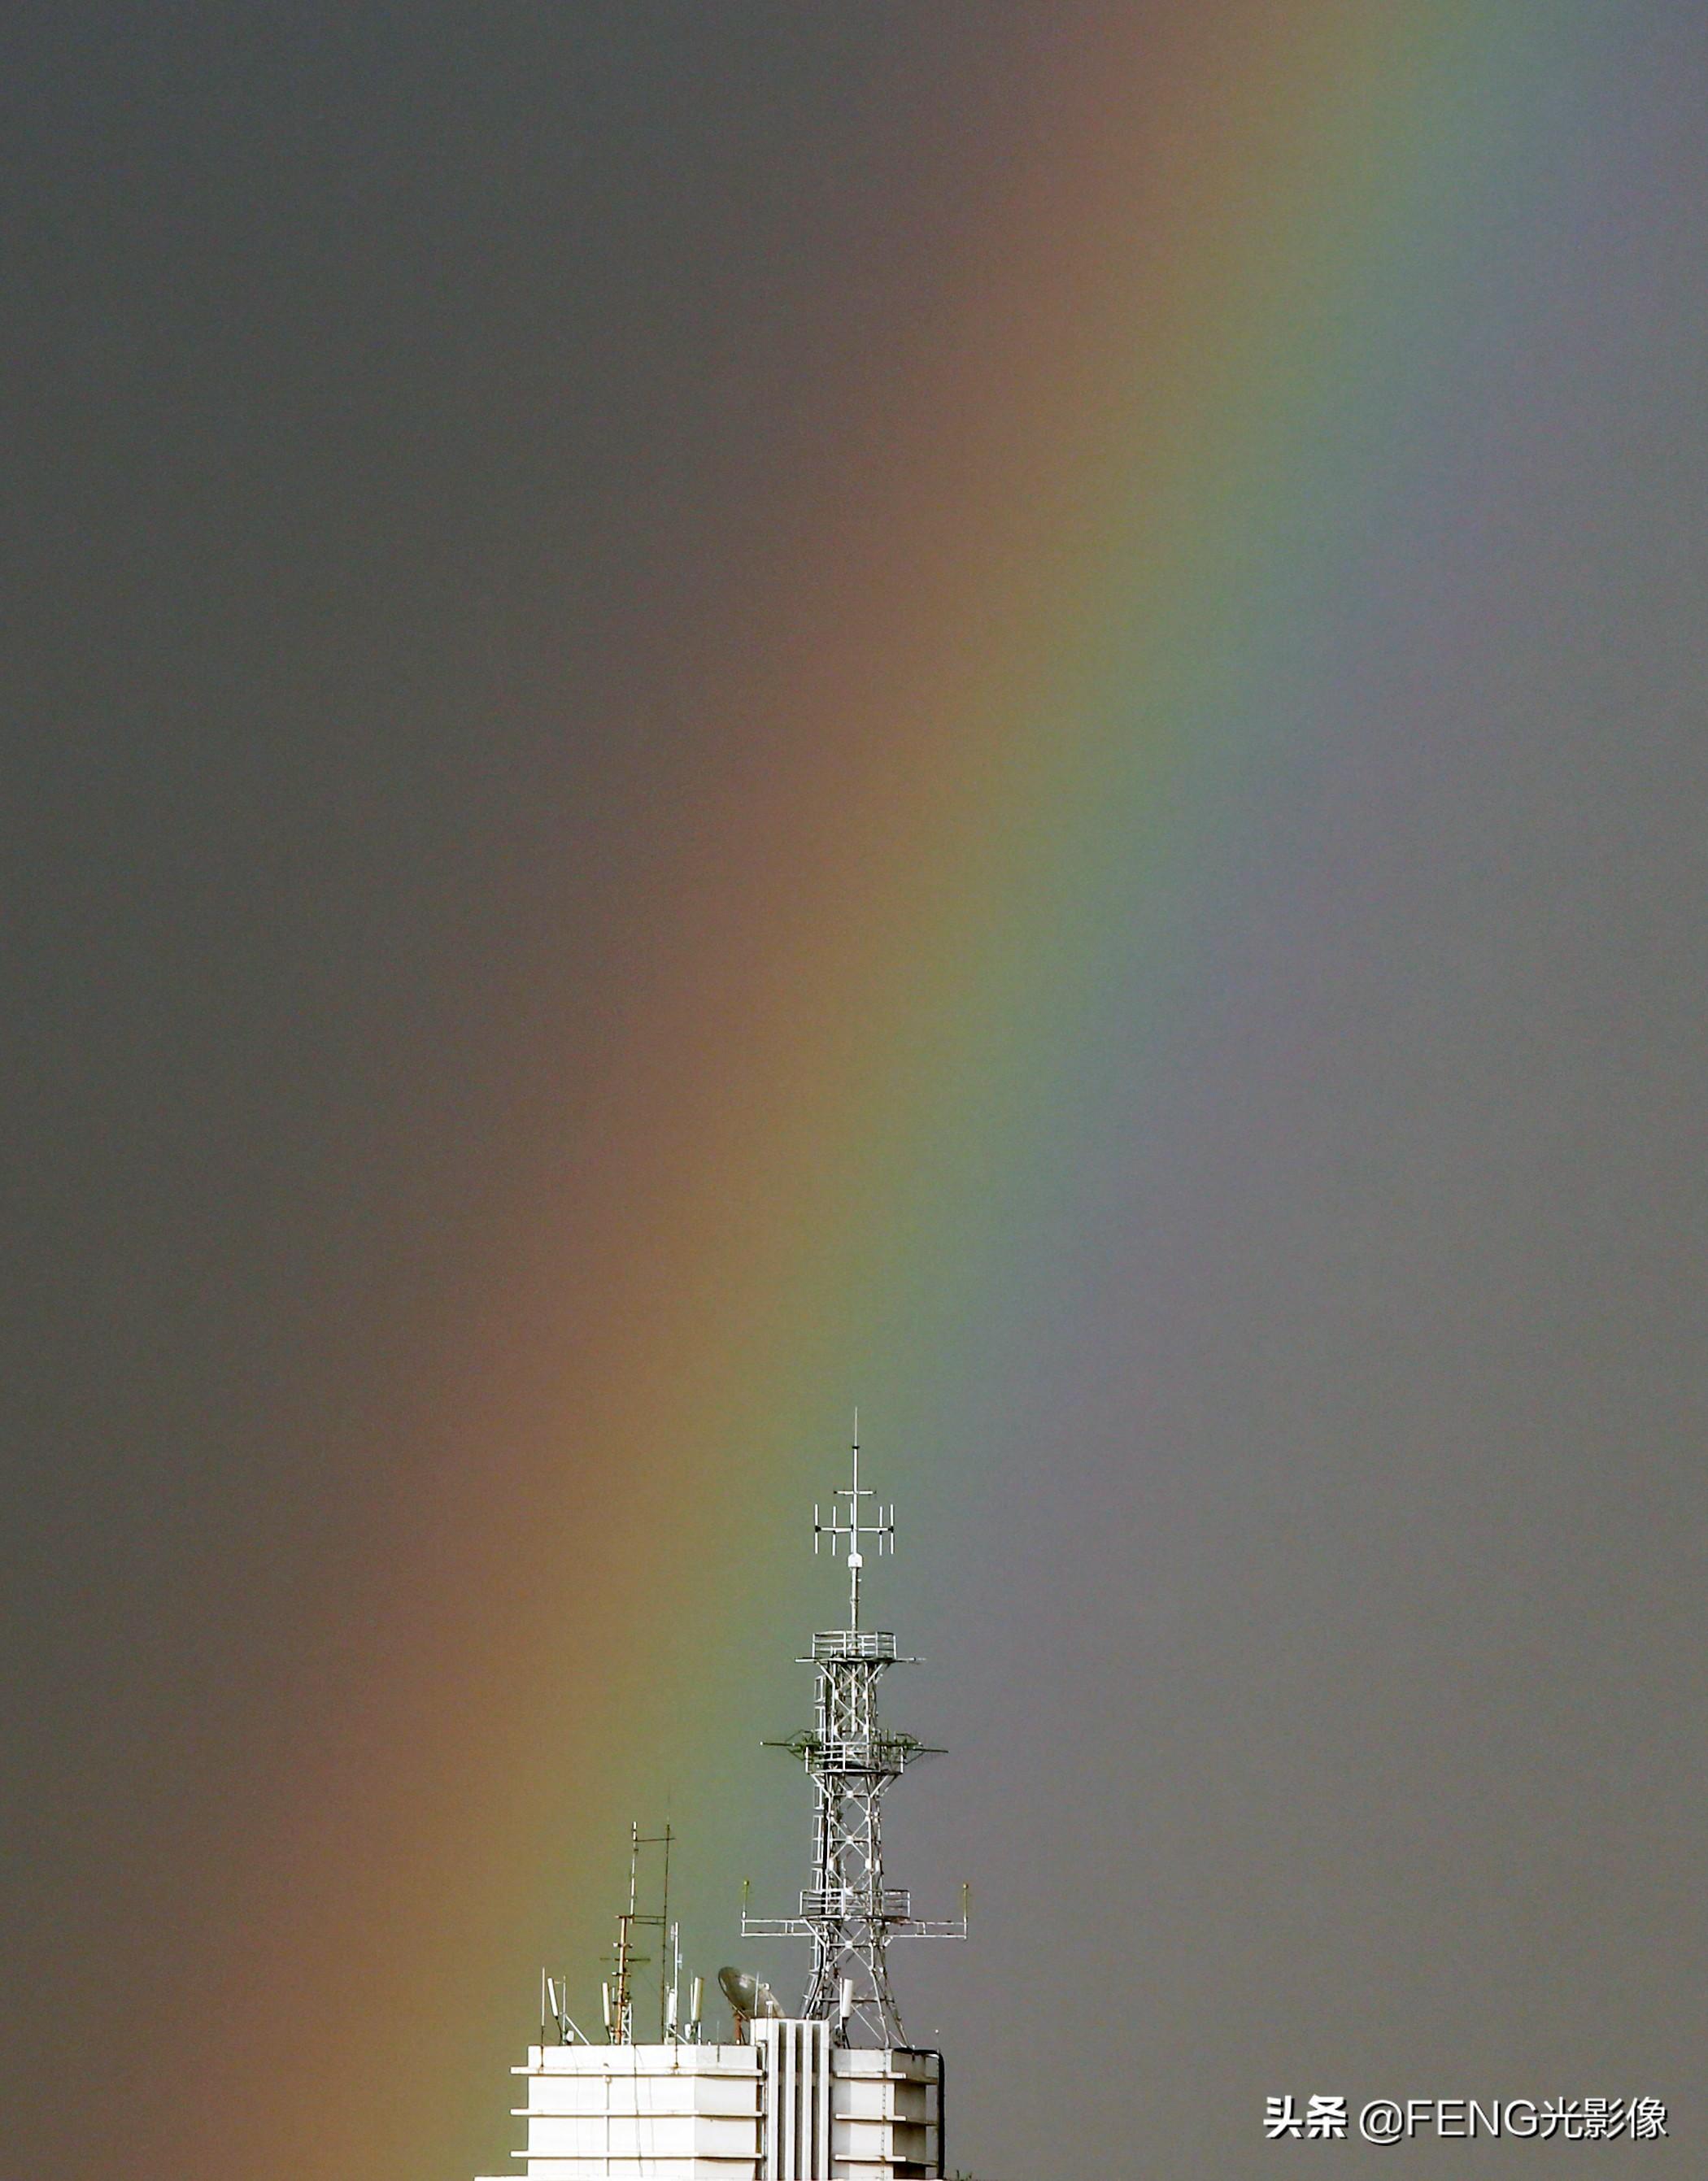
left=813, top=1410, right=895, bottom=1630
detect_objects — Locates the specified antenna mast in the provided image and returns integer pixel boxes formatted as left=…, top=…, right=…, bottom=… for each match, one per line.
left=602, top=1822, right=673, bottom=2044
left=743, top=1420, right=965, bottom=2044
left=812, top=1408, right=895, bottom=1631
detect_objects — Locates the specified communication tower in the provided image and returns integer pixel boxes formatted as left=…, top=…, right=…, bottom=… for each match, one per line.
left=742, top=1419, right=965, bottom=2043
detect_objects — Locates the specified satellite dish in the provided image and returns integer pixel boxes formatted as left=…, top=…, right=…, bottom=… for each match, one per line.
left=717, top=1966, right=782, bottom=2019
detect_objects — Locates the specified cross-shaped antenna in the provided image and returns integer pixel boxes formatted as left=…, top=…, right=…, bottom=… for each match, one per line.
left=813, top=1410, right=895, bottom=1630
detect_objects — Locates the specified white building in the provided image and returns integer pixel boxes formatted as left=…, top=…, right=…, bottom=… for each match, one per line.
left=477, top=2031, right=943, bottom=2181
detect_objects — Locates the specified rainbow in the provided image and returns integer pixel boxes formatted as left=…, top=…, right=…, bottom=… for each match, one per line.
left=138, top=8, right=1620, bottom=2174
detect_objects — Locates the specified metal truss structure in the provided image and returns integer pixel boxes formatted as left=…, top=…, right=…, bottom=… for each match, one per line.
left=742, top=1424, right=965, bottom=2045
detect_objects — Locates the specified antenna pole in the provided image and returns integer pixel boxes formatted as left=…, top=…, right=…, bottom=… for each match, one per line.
left=612, top=1822, right=638, bottom=2043
left=603, top=1821, right=674, bottom=2046
left=851, top=1414, right=860, bottom=1629
left=813, top=1413, right=891, bottom=1637
left=658, top=1822, right=673, bottom=2041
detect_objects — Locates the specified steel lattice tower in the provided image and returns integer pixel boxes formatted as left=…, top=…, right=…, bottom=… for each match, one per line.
left=743, top=1423, right=965, bottom=2044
